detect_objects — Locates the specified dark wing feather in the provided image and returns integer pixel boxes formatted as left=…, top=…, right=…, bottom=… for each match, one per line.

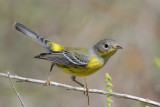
left=34, top=51, right=91, bottom=67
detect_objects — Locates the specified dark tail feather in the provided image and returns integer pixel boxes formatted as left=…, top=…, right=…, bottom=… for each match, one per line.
left=14, top=22, right=50, bottom=52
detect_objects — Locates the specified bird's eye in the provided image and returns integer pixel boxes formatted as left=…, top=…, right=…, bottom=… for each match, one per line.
left=104, top=43, right=109, bottom=49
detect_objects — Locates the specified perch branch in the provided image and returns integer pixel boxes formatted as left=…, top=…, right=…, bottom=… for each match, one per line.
left=0, top=72, right=160, bottom=107
left=7, top=72, right=25, bottom=107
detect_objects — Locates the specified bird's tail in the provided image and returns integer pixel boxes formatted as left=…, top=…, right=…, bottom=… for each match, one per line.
left=14, top=22, right=65, bottom=52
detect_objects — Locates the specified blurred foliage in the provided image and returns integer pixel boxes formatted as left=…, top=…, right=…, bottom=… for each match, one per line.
left=0, top=0, right=160, bottom=107
left=153, top=57, right=160, bottom=71
left=105, top=73, right=113, bottom=107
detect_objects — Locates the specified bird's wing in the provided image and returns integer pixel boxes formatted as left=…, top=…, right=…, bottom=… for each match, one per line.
left=34, top=50, right=91, bottom=67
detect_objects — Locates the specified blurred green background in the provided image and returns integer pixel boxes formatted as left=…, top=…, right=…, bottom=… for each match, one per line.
left=0, top=0, right=160, bottom=107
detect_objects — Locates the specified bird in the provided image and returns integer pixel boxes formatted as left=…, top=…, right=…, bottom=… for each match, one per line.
left=14, top=22, right=122, bottom=89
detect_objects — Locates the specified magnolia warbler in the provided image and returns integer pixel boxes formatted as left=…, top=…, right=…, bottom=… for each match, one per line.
left=14, top=22, right=122, bottom=87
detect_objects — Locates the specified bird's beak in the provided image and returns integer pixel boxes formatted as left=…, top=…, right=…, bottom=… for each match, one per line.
left=113, top=45, right=123, bottom=49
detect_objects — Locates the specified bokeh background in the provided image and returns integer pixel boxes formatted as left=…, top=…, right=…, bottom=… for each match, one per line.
left=0, top=0, right=160, bottom=107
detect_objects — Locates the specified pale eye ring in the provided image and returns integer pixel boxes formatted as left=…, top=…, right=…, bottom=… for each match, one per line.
left=104, top=43, right=109, bottom=49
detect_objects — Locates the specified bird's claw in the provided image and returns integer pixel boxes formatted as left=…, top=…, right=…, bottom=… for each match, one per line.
left=43, top=78, right=51, bottom=86
left=83, top=86, right=89, bottom=96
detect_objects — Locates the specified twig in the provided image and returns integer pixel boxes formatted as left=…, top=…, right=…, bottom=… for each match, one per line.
left=0, top=72, right=160, bottom=107
left=7, top=72, right=25, bottom=107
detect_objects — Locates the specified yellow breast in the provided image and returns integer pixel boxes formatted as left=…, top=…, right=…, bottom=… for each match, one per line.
left=56, top=55, right=104, bottom=77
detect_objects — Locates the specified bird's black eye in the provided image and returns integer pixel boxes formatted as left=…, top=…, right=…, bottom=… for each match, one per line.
left=104, top=43, right=109, bottom=49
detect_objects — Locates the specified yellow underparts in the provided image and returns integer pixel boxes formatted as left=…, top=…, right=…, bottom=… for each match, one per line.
left=47, top=42, right=105, bottom=77
left=57, top=55, right=104, bottom=77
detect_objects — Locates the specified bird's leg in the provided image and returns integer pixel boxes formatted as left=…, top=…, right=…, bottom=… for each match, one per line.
left=71, top=76, right=90, bottom=106
left=83, top=77, right=89, bottom=96
left=84, top=77, right=89, bottom=106
left=71, top=76, right=84, bottom=87
left=44, top=62, right=54, bottom=86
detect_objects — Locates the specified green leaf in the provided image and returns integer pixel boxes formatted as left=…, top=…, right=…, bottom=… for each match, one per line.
left=109, top=89, right=113, bottom=94
left=105, top=73, right=112, bottom=81
left=107, top=103, right=111, bottom=107
left=110, top=99, right=113, bottom=103
left=107, top=82, right=113, bottom=87
left=107, top=94, right=110, bottom=97
left=153, top=57, right=160, bottom=70
left=107, top=98, right=110, bottom=102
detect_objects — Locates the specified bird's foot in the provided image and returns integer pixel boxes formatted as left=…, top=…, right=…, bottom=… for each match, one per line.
left=83, top=86, right=89, bottom=96
left=43, top=77, right=51, bottom=86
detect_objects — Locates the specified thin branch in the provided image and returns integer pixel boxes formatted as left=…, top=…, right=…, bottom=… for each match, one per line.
left=7, top=72, right=25, bottom=107
left=0, top=72, right=160, bottom=107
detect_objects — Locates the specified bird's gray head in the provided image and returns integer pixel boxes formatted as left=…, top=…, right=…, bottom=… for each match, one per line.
left=93, top=39, right=122, bottom=58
